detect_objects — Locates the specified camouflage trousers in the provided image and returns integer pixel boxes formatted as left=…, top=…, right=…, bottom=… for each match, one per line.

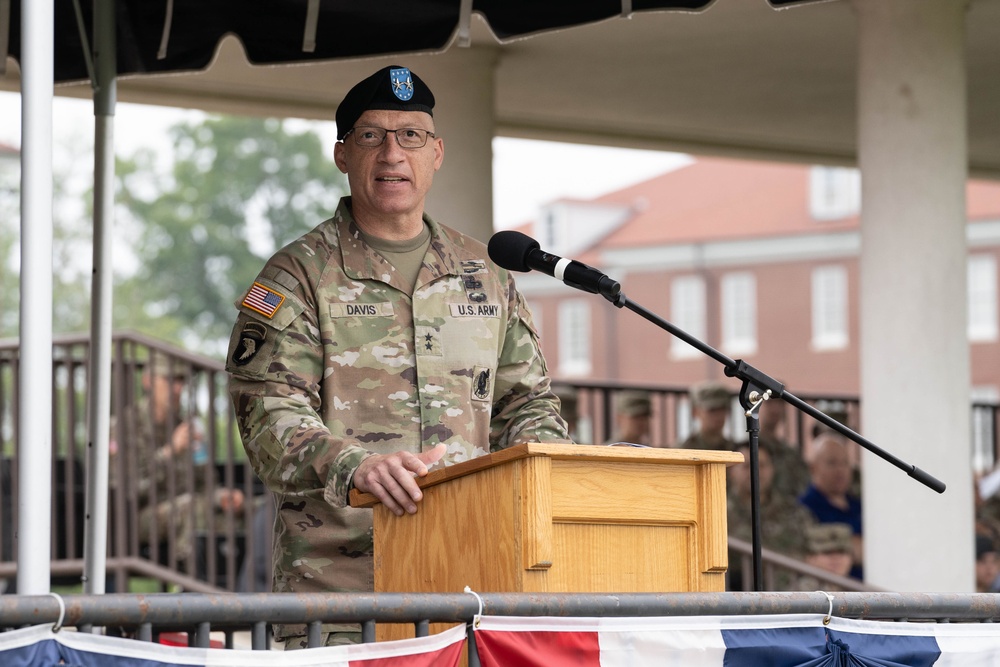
left=282, top=627, right=362, bottom=650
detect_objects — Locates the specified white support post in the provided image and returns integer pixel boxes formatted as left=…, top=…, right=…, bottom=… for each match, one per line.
left=17, top=0, right=54, bottom=595
left=855, top=0, right=973, bottom=591
left=423, top=47, right=498, bottom=243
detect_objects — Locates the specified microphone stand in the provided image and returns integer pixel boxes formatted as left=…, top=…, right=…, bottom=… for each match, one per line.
left=593, top=287, right=946, bottom=592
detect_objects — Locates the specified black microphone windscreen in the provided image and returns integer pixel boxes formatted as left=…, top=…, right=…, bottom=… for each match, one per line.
left=488, top=231, right=539, bottom=272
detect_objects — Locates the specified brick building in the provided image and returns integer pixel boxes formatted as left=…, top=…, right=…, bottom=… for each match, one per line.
left=511, top=156, right=1000, bottom=458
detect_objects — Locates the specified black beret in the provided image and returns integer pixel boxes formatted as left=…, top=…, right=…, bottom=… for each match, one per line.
left=336, top=66, right=435, bottom=140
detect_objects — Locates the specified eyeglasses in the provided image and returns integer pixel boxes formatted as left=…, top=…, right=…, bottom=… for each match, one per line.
left=344, top=126, right=436, bottom=149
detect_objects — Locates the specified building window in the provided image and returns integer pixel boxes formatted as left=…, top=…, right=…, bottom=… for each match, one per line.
left=721, top=272, right=757, bottom=355
left=969, top=255, right=998, bottom=342
left=670, top=276, right=705, bottom=359
left=809, top=166, right=861, bottom=221
left=972, top=386, right=999, bottom=474
left=557, top=299, right=591, bottom=377
left=812, top=265, right=849, bottom=350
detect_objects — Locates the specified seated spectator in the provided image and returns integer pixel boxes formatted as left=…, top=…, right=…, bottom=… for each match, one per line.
left=799, top=434, right=863, bottom=580
left=803, top=522, right=855, bottom=584
left=679, top=381, right=735, bottom=451
left=606, top=390, right=652, bottom=446
left=757, top=396, right=810, bottom=497
left=727, top=439, right=815, bottom=591
left=117, top=354, right=245, bottom=575
left=976, top=533, right=1000, bottom=593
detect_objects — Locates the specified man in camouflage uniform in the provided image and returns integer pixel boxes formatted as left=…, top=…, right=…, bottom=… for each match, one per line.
left=226, top=66, right=569, bottom=647
left=679, top=381, right=736, bottom=450
left=726, top=439, right=814, bottom=591
left=604, top=390, right=652, bottom=446
left=123, top=355, right=244, bottom=571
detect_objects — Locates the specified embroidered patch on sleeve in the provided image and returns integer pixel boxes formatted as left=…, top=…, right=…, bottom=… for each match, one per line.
left=231, top=322, right=267, bottom=367
left=242, top=282, right=286, bottom=318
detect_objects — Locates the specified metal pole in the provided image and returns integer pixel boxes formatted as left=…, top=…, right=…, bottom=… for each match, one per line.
left=17, top=0, right=55, bottom=595
left=83, top=0, right=117, bottom=595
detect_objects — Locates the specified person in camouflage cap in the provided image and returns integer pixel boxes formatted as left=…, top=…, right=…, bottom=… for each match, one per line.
left=226, top=65, right=570, bottom=646
left=679, top=380, right=735, bottom=451
left=726, top=439, right=814, bottom=591
left=604, top=390, right=652, bottom=445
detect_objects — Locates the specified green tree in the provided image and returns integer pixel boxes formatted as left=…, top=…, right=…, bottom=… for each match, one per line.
left=115, top=115, right=346, bottom=350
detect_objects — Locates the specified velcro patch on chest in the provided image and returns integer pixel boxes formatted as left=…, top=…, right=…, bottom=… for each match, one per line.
left=415, top=326, right=442, bottom=356
left=450, top=303, right=501, bottom=318
left=472, top=365, right=493, bottom=402
left=329, top=302, right=395, bottom=318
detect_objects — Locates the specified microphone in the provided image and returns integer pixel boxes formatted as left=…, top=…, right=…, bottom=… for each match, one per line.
left=488, top=231, right=621, bottom=299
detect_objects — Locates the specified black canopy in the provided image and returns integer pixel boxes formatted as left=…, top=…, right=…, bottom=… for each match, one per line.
left=7, top=0, right=811, bottom=84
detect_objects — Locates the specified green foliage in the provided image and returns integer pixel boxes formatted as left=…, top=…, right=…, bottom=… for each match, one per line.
left=115, top=115, right=346, bottom=349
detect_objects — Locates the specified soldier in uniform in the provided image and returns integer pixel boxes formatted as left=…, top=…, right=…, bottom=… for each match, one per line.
left=726, top=439, right=814, bottom=590
left=124, top=355, right=244, bottom=573
left=225, top=66, right=570, bottom=648
left=678, top=381, right=735, bottom=450
left=757, top=396, right=810, bottom=498
left=605, top=390, right=652, bottom=446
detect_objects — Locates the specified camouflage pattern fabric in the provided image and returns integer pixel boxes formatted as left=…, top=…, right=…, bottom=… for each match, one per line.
left=727, top=487, right=815, bottom=591
left=226, top=198, right=569, bottom=637
left=760, top=435, right=811, bottom=498
left=131, top=397, right=212, bottom=505
left=678, top=432, right=735, bottom=451
left=128, top=397, right=217, bottom=564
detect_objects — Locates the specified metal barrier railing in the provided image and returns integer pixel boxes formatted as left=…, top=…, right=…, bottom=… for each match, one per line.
left=3, top=592, right=1000, bottom=659
left=0, top=333, right=997, bottom=595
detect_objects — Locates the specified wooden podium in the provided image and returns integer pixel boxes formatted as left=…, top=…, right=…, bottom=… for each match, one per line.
left=350, top=443, right=742, bottom=600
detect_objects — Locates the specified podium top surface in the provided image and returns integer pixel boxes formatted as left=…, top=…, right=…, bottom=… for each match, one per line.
left=350, top=443, right=743, bottom=508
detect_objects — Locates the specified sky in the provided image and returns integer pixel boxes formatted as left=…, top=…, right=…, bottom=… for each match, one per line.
left=0, top=91, right=689, bottom=230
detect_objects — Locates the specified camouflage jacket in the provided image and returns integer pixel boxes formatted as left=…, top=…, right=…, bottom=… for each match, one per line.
left=226, top=198, right=569, bottom=603
left=727, top=487, right=814, bottom=559
left=678, top=432, right=735, bottom=451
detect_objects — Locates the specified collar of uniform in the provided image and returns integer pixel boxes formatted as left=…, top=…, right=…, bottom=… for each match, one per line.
left=335, top=197, right=467, bottom=286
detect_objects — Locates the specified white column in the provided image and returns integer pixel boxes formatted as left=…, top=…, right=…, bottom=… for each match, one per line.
left=83, top=0, right=118, bottom=596
left=855, top=0, right=972, bottom=591
left=18, top=0, right=54, bottom=594
left=423, top=48, right=498, bottom=243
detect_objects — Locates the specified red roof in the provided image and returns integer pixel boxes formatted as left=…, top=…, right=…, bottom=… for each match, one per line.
left=519, top=156, right=1000, bottom=255
left=595, top=157, right=858, bottom=248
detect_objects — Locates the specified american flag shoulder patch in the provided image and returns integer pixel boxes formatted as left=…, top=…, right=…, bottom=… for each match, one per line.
left=242, top=282, right=286, bottom=318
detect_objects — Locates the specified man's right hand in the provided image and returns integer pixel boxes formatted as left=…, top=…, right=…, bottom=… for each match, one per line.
left=351, top=443, right=447, bottom=516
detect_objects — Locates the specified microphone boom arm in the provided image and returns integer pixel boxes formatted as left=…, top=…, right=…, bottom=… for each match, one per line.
left=610, top=289, right=946, bottom=494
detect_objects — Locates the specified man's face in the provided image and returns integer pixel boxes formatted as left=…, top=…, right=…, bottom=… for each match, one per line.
left=334, top=109, right=443, bottom=228
left=730, top=446, right=773, bottom=496
left=696, top=405, right=728, bottom=436
left=618, top=413, right=651, bottom=443
left=806, top=550, right=853, bottom=577
left=977, top=551, right=999, bottom=592
left=810, top=440, right=853, bottom=496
